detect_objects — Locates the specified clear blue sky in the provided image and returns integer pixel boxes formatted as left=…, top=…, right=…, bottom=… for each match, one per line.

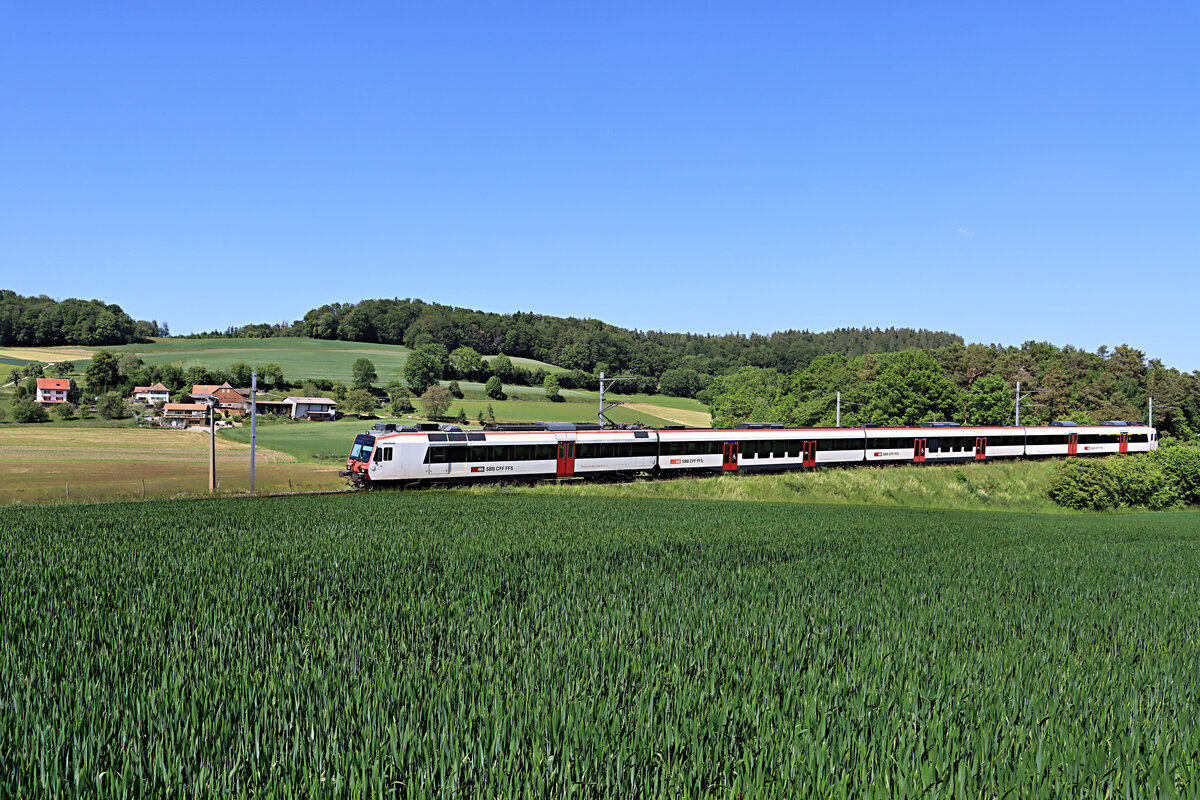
left=2, top=2, right=1197, bottom=369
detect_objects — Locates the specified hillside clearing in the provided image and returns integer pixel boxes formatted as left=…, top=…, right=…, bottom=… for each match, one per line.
left=622, top=401, right=712, bottom=427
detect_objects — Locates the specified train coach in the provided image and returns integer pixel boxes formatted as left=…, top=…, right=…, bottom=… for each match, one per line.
left=341, top=419, right=1157, bottom=489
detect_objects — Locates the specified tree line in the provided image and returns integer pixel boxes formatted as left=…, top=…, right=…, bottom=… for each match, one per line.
left=0, top=290, right=166, bottom=347
left=296, top=298, right=962, bottom=381
left=706, top=341, right=1200, bottom=439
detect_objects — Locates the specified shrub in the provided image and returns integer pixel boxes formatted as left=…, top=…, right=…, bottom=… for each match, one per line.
left=485, top=376, right=504, bottom=400
left=448, top=381, right=463, bottom=398
left=1152, top=443, right=1200, bottom=505
left=342, top=388, right=378, bottom=415
left=1108, top=456, right=1180, bottom=510
left=390, top=397, right=415, bottom=415
left=544, top=374, right=561, bottom=401
left=54, top=403, right=76, bottom=421
left=455, top=408, right=469, bottom=425
left=96, top=393, right=128, bottom=419
left=1047, top=458, right=1120, bottom=510
left=12, top=399, right=49, bottom=423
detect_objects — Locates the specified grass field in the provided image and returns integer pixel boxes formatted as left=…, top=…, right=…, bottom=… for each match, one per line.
left=220, top=419, right=371, bottom=462
left=2, top=494, right=1198, bottom=797
left=0, top=338, right=567, bottom=383
left=0, top=426, right=341, bottom=503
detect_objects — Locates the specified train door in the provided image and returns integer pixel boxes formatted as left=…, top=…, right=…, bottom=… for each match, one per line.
left=556, top=442, right=576, bottom=477
left=426, top=445, right=450, bottom=476
left=1067, top=432, right=1078, bottom=455
left=722, top=442, right=739, bottom=471
left=802, top=440, right=817, bottom=467
left=1119, top=433, right=1129, bottom=454
left=913, top=438, right=927, bottom=463
left=975, top=437, right=987, bottom=461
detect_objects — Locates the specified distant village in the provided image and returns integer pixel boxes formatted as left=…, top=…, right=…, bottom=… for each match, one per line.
left=34, top=378, right=337, bottom=427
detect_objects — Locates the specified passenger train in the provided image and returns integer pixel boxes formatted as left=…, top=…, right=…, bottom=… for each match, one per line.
left=341, top=419, right=1158, bottom=489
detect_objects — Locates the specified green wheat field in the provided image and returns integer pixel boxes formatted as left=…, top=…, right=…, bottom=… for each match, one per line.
left=2, top=494, right=1198, bottom=797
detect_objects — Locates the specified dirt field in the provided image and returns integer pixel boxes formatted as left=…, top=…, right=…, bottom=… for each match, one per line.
left=0, top=426, right=343, bottom=504
left=622, top=402, right=713, bottom=427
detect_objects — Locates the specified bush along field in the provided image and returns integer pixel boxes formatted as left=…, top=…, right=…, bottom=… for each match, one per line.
left=1048, top=439, right=1200, bottom=510
left=3, top=494, right=1200, bottom=797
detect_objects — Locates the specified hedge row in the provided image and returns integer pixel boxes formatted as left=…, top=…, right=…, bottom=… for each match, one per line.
left=1047, top=442, right=1200, bottom=510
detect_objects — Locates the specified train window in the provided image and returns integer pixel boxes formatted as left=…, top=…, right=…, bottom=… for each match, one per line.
left=449, top=446, right=468, bottom=463
left=427, top=447, right=447, bottom=464
left=382, top=448, right=393, bottom=462
left=537, top=445, right=555, bottom=460
left=373, top=448, right=383, bottom=463
left=468, top=445, right=488, bottom=461
left=619, top=442, right=633, bottom=457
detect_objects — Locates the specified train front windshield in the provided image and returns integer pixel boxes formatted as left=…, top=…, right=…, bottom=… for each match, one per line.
left=349, top=434, right=376, bottom=463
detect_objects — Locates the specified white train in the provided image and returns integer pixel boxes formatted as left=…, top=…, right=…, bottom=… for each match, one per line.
left=341, top=420, right=1157, bottom=489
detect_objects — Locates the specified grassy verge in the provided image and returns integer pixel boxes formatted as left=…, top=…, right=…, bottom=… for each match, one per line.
left=458, top=459, right=1068, bottom=513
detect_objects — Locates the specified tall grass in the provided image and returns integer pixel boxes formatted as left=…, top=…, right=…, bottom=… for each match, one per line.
left=1, top=495, right=1198, bottom=796
left=466, top=460, right=1065, bottom=513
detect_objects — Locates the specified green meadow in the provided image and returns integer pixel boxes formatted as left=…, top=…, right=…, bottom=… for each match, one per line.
left=1, top=338, right=568, bottom=385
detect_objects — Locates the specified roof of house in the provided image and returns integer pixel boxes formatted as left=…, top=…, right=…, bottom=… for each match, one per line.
left=132, top=382, right=169, bottom=393
left=164, top=403, right=208, bottom=411
left=36, top=378, right=70, bottom=390
left=212, top=387, right=249, bottom=403
left=191, top=382, right=233, bottom=395
left=285, top=396, right=338, bottom=406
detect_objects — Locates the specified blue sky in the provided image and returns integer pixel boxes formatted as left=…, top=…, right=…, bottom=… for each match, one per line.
left=2, top=2, right=1197, bottom=369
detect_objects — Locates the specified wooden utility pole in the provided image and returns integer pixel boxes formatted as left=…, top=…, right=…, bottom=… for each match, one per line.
left=209, top=403, right=216, bottom=492
left=250, top=372, right=257, bottom=491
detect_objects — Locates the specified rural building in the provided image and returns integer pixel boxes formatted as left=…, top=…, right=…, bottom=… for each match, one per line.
left=162, top=403, right=209, bottom=427
left=35, top=378, right=72, bottom=406
left=130, top=382, right=170, bottom=405
left=285, top=396, right=339, bottom=420
left=187, top=382, right=251, bottom=416
left=253, top=400, right=293, bottom=416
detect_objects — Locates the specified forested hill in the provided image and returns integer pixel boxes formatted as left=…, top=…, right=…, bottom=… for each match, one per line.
left=297, top=298, right=962, bottom=377
left=0, top=290, right=165, bottom=347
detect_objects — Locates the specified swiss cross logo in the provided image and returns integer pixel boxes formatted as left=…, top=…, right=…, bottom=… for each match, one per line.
left=471, top=466, right=485, bottom=473
left=670, top=459, right=682, bottom=465
left=873, top=452, right=881, bottom=457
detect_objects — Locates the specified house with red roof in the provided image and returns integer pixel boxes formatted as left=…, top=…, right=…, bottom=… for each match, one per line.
left=35, top=378, right=73, bottom=407
left=162, top=403, right=209, bottom=427
left=130, top=382, right=170, bottom=405
left=187, top=382, right=251, bottom=416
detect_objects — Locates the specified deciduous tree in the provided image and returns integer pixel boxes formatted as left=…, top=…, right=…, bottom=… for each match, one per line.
left=351, top=358, right=377, bottom=389
left=420, top=385, right=454, bottom=419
